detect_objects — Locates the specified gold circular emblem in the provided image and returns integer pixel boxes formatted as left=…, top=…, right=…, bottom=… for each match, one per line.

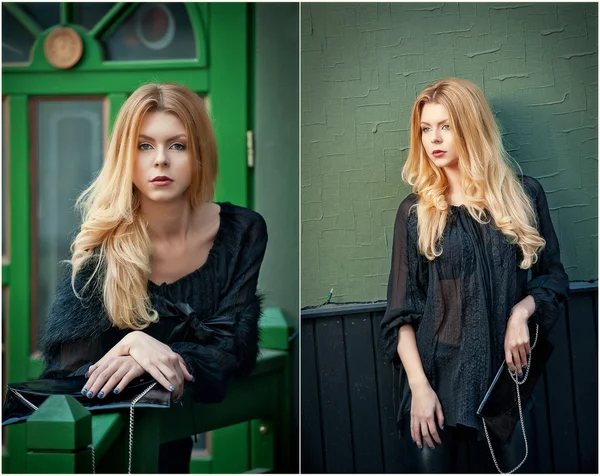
left=44, top=28, right=83, bottom=70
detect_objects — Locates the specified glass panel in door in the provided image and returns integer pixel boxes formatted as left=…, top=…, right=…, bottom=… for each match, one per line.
left=32, top=98, right=105, bottom=348
left=3, top=97, right=9, bottom=259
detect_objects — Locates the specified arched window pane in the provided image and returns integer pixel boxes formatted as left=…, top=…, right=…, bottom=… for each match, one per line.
left=2, top=6, right=36, bottom=64
left=18, top=3, right=60, bottom=31
left=104, top=3, right=196, bottom=61
left=77, top=3, right=117, bottom=31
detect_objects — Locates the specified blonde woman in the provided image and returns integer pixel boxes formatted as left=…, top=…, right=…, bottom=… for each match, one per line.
left=39, top=83, right=267, bottom=472
left=380, top=78, right=569, bottom=473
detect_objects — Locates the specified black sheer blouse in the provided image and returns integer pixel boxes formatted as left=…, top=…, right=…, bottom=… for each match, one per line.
left=380, top=176, right=570, bottom=439
left=40, top=202, right=268, bottom=404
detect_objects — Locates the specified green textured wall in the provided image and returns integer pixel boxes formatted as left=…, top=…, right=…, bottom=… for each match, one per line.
left=301, top=2, right=598, bottom=307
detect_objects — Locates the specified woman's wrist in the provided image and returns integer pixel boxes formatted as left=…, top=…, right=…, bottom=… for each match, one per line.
left=511, top=295, right=536, bottom=322
left=119, top=331, right=140, bottom=355
left=408, top=375, right=430, bottom=392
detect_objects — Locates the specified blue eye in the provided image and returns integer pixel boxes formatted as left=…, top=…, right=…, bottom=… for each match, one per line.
left=138, top=143, right=153, bottom=150
left=442, top=124, right=450, bottom=130
left=422, top=127, right=431, bottom=133
left=170, top=143, right=186, bottom=151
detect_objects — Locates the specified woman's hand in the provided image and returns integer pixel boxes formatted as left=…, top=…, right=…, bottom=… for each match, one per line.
left=119, top=331, right=194, bottom=399
left=82, top=356, right=145, bottom=398
left=410, top=379, right=445, bottom=450
left=504, top=296, right=535, bottom=377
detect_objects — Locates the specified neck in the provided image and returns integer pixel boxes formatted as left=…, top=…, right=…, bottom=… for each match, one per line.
left=442, top=165, right=464, bottom=204
left=139, top=196, right=196, bottom=246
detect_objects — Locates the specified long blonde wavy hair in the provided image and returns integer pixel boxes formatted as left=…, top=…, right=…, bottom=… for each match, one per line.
left=69, top=82, right=218, bottom=330
left=402, top=78, right=545, bottom=269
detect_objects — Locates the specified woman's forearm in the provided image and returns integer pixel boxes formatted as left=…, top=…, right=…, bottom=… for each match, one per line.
left=397, top=325, right=429, bottom=390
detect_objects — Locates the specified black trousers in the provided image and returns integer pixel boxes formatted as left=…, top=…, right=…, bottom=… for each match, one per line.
left=403, top=401, right=538, bottom=473
left=158, top=436, right=194, bottom=473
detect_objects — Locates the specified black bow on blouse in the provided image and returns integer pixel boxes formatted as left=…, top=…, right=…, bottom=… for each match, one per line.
left=151, top=295, right=235, bottom=344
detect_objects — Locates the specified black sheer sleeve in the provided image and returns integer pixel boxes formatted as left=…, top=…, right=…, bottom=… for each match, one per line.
left=380, top=195, right=428, bottom=363
left=169, top=213, right=268, bottom=404
left=523, top=176, right=570, bottom=337
left=39, top=260, right=112, bottom=379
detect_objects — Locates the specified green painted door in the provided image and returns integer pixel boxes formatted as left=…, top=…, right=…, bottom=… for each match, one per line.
left=2, top=3, right=249, bottom=472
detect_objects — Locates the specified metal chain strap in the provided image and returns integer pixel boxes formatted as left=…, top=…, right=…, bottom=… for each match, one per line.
left=483, top=324, right=539, bottom=474
left=10, top=389, right=38, bottom=411
left=88, top=444, right=96, bottom=473
left=127, top=382, right=157, bottom=474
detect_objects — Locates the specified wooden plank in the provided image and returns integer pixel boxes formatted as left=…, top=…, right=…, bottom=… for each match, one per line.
left=567, top=293, right=598, bottom=473
left=314, top=317, right=355, bottom=473
left=301, top=289, right=597, bottom=474
left=212, top=423, right=250, bottom=473
left=545, top=307, right=580, bottom=472
left=531, top=371, right=554, bottom=473
left=371, top=311, right=406, bottom=473
left=343, top=313, right=384, bottom=473
left=300, top=319, right=325, bottom=473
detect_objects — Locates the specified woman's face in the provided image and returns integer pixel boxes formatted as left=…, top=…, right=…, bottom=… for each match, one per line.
left=132, top=111, right=193, bottom=204
left=419, top=102, right=459, bottom=169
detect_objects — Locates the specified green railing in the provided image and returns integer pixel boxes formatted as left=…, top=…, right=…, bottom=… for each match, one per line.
left=20, top=308, right=291, bottom=474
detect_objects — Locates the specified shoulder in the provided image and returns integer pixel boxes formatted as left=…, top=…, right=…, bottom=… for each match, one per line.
left=218, top=202, right=268, bottom=245
left=389, top=194, right=419, bottom=236
left=396, top=193, right=419, bottom=221
left=519, top=175, right=545, bottom=198
left=519, top=174, right=546, bottom=206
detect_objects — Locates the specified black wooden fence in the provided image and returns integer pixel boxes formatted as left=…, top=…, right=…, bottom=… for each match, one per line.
left=301, top=283, right=598, bottom=473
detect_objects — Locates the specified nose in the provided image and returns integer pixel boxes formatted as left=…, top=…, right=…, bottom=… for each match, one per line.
left=431, top=130, right=442, bottom=144
left=153, top=148, right=168, bottom=167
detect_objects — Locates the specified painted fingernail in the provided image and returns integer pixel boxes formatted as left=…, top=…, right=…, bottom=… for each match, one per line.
left=441, top=424, right=445, bottom=431
left=191, top=376, right=195, bottom=383
left=87, top=391, right=94, bottom=398
left=97, top=392, right=104, bottom=399
left=84, top=372, right=89, bottom=378
left=518, top=373, right=524, bottom=379
left=418, top=445, right=422, bottom=451
left=169, top=385, right=175, bottom=392
left=113, top=388, right=120, bottom=394
left=81, top=389, right=87, bottom=395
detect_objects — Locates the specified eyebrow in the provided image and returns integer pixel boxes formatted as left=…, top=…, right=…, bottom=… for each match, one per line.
left=138, top=134, right=187, bottom=142
left=420, top=119, right=449, bottom=126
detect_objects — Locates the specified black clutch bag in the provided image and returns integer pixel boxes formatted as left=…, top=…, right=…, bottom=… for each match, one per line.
left=3, top=375, right=171, bottom=473
left=3, top=375, right=170, bottom=426
left=476, top=323, right=553, bottom=473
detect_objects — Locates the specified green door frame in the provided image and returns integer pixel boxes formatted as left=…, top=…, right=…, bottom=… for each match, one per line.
left=2, top=3, right=249, bottom=472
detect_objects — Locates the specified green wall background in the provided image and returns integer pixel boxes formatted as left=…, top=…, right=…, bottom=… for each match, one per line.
left=255, top=2, right=299, bottom=339
left=301, top=2, right=598, bottom=307
left=254, top=3, right=299, bottom=470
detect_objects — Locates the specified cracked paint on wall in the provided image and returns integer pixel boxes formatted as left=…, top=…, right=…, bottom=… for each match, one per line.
left=301, top=2, right=598, bottom=307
